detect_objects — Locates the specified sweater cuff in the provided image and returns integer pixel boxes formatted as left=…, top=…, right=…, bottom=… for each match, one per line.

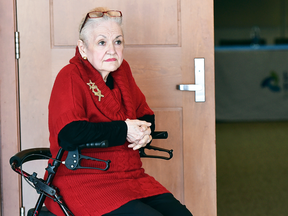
left=109, top=120, right=127, bottom=146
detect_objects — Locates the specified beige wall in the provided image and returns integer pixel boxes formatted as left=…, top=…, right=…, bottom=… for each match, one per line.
left=0, top=0, right=21, bottom=215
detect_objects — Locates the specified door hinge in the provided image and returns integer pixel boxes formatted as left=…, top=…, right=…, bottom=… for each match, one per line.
left=20, top=206, right=25, bottom=216
left=15, top=31, right=20, bottom=60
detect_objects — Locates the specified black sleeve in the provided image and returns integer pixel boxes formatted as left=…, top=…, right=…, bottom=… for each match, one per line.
left=58, top=114, right=155, bottom=151
left=58, top=121, right=127, bottom=151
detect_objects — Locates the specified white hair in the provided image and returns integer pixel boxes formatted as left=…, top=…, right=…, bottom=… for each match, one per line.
left=79, top=8, right=123, bottom=46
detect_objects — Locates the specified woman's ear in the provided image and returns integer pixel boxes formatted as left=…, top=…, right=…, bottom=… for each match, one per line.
left=77, top=40, right=87, bottom=58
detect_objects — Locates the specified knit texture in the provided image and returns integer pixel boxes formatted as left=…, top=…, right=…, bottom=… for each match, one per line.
left=45, top=48, right=170, bottom=216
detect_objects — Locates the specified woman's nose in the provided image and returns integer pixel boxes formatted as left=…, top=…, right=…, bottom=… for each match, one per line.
left=107, top=42, right=116, bottom=54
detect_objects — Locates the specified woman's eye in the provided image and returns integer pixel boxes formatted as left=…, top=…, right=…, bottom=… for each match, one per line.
left=115, top=40, right=122, bottom=45
left=98, top=41, right=105, bottom=46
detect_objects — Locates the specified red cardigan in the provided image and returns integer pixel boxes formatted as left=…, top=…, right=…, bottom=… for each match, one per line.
left=45, top=48, right=169, bottom=216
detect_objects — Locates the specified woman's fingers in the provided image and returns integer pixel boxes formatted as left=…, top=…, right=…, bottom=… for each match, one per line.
left=125, top=119, right=152, bottom=144
left=128, top=135, right=152, bottom=150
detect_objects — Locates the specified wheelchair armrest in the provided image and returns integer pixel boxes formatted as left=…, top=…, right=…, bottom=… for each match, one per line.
left=9, top=148, right=51, bottom=168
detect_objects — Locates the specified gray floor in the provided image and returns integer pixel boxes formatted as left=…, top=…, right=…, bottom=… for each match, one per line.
left=217, top=122, right=288, bottom=216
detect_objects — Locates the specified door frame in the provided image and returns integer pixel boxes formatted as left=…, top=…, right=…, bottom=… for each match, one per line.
left=0, top=0, right=21, bottom=215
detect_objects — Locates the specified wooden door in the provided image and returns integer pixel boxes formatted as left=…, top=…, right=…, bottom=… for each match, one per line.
left=15, top=0, right=216, bottom=215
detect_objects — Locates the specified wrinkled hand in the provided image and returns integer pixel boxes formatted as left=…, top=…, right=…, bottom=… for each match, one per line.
left=125, top=119, right=152, bottom=150
left=128, top=134, right=152, bottom=150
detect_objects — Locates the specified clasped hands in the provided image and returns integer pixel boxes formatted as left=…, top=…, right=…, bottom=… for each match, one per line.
left=125, top=119, right=152, bottom=150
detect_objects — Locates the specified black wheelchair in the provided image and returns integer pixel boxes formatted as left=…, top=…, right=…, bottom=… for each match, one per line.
left=10, top=131, right=173, bottom=216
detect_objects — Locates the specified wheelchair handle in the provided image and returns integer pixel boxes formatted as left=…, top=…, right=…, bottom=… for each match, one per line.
left=78, top=140, right=109, bottom=149
left=152, top=131, right=168, bottom=139
left=9, top=148, right=51, bottom=168
left=139, top=145, right=173, bottom=160
left=139, top=131, right=173, bottom=160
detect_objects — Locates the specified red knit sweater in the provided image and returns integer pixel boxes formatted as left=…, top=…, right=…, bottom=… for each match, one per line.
left=45, top=48, right=170, bottom=216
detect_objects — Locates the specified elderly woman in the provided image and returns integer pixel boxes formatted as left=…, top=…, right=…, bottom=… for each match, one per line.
left=45, top=7, right=192, bottom=216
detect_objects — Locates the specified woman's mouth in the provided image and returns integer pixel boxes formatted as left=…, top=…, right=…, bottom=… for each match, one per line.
left=104, top=58, right=117, bottom=62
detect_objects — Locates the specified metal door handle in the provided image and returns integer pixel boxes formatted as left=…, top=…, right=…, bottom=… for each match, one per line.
left=177, top=84, right=202, bottom=91
left=176, top=58, right=205, bottom=102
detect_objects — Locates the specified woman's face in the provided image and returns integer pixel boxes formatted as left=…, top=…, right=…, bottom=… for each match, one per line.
left=78, top=20, right=124, bottom=79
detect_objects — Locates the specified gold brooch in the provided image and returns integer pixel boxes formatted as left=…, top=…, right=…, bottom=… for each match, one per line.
left=87, top=80, right=104, bottom=101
